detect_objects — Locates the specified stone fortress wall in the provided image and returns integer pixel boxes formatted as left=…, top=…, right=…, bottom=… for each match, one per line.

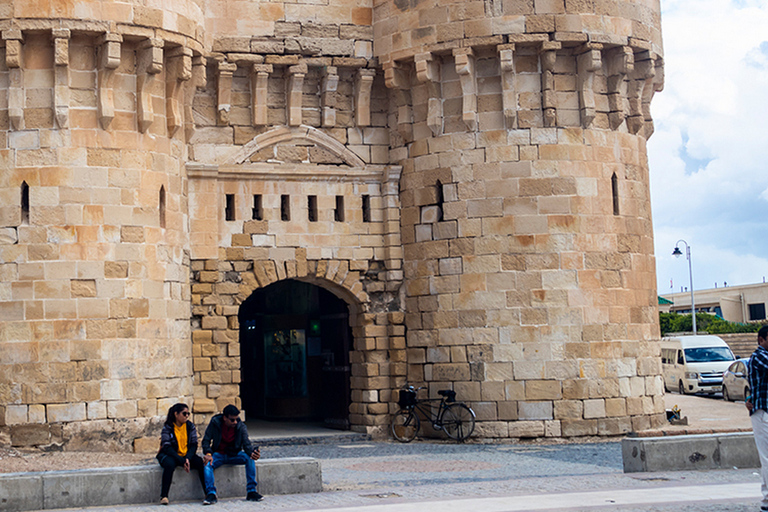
left=0, top=0, right=666, bottom=450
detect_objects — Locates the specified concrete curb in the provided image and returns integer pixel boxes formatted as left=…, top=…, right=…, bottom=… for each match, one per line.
left=0, top=457, right=321, bottom=512
left=622, top=432, right=759, bottom=472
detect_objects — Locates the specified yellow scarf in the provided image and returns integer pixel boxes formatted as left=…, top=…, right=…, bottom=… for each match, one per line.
left=174, top=423, right=188, bottom=457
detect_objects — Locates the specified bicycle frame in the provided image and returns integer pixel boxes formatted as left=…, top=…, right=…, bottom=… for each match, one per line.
left=403, top=396, right=450, bottom=429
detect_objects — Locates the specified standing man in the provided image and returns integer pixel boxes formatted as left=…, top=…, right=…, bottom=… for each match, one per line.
left=747, top=325, right=768, bottom=511
left=201, top=404, right=263, bottom=505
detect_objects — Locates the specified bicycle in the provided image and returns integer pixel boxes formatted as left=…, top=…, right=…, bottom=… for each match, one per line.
left=390, top=384, right=476, bottom=442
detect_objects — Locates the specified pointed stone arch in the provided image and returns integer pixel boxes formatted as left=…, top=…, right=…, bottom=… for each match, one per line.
left=227, top=125, right=366, bottom=168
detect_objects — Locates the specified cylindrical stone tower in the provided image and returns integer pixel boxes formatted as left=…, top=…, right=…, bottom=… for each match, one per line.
left=0, top=2, right=203, bottom=449
left=375, top=0, right=666, bottom=437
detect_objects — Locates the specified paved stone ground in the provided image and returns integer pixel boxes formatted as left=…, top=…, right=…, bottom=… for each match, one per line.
left=30, top=439, right=763, bottom=512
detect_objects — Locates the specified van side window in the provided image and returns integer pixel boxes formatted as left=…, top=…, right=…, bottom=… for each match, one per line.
left=677, top=351, right=684, bottom=365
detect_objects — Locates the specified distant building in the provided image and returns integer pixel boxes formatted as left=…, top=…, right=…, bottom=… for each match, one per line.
left=660, top=282, right=768, bottom=323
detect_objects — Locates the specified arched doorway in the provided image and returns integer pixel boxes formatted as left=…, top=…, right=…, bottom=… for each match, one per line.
left=239, top=279, right=352, bottom=429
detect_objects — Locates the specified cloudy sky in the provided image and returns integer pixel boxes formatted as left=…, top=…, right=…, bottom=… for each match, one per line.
left=648, top=0, right=768, bottom=295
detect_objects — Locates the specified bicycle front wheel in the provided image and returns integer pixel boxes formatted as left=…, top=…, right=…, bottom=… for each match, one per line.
left=442, top=403, right=476, bottom=442
left=391, top=409, right=420, bottom=442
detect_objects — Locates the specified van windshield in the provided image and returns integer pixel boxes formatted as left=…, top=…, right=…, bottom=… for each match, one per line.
left=683, top=347, right=735, bottom=363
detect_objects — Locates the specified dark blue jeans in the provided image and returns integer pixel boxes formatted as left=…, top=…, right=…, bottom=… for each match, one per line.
left=204, top=451, right=257, bottom=496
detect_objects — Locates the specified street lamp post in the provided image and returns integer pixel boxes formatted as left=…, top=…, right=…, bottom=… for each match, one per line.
left=672, top=240, right=696, bottom=335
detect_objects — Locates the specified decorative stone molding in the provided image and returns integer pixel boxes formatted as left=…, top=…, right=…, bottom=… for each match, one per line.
left=217, top=60, right=237, bottom=126
left=320, top=66, right=338, bottom=128
left=228, top=125, right=367, bottom=167
left=415, top=52, right=442, bottom=136
left=286, top=63, right=307, bottom=126
left=355, top=68, right=376, bottom=127
left=576, top=43, right=603, bottom=129
left=3, top=29, right=24, bottom=130
left=166, top=46, right=192, bottom=137
left=453, top=48, right=477, bottom=131
left=96, top=33, right=122, bottom=130
left=137, top=38, right=164, bottom=133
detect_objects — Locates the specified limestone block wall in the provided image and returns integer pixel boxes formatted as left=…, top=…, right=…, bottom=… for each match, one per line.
left=0, top=9, right=202, bottom=449
left=375, top=0, right=666, bottom=437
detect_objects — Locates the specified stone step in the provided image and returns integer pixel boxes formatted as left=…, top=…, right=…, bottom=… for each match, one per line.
left=0, top=457, right=321, bottom=512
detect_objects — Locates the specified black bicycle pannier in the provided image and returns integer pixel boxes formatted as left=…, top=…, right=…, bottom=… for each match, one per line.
left=398, top=388, right=417, bottom=408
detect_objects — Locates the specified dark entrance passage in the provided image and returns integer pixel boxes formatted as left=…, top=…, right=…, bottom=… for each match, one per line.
left=239, top=279, right=352, bottom=429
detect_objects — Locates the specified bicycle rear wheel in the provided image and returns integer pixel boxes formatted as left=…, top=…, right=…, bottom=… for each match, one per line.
left=391, top=410, right=420, bottom=442
left=442, top=403, right=475, bottom=442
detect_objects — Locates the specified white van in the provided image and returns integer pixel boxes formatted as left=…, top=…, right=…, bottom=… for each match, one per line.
left=661, top=334, right=736, bottom=395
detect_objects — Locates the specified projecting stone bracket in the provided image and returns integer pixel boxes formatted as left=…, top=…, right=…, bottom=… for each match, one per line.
left=96, top=33, right=122, bottom=130
left=217, top=60, right=237, bottom=126
left=52, top=29, right=70, bottom=129
left=184, top=55, right=207, bottom=141
left=539, top=42, right=560, bottom=128
left=498, top=44, right=515, bottom=129
left=627, top=50, right=656, bottom=135
left=321, top=66, right=338, bottom=128
left=355, top=68, right=376, bottom=127
left=251, top=63, right=272, bottom=126
left=166, top=47, right=192, bottom=137
left=606, top=46, right=634, bottom=130
left=577, top=43, right=603, bottom=129
left=415, top=52, right=442, bottom=136
left=383, top=61, right=413, bottom=141
left=137, top=38, right=164, bottom=133
left=287, top=63, right=307, bottom=126
left=3, top=29, right=24, bottom=130
left=453, top=48, right=477, bottom=131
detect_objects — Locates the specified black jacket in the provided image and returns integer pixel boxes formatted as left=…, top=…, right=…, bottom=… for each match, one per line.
left=202, top=414, right=254, bottom=456
left=156, top=421, right=199, bottom=465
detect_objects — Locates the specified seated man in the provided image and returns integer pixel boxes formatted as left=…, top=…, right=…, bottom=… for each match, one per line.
left=201, top=404, right=262, bottom=505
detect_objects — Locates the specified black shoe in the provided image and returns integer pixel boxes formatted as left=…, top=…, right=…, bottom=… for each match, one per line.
left=246, top=491, right=264, bottom=502
left=203, top=493, right=217, bottom=505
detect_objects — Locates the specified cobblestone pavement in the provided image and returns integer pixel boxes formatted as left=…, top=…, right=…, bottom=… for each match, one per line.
left=34, top=439, right=763, bottom=512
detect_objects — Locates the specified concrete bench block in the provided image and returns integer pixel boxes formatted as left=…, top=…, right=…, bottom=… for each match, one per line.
left=257, top=457, right=322, bottom=495
left=0, top=457, right=321, bottom=512
left=622, top=432, right=758, bottom=473
left=0, top=473, right=43, bottom=512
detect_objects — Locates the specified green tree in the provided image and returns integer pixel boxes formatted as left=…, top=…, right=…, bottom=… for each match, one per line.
left=659, top=312, right=762, bottom=336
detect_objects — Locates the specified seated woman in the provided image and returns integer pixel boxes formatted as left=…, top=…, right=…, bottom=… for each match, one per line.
left=156, top=403, right=206, bottom=505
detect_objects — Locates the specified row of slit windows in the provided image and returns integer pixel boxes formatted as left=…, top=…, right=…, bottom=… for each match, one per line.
left=15, top=175, right=620, bottom=231
left=225, top=194, right=372, bottom=223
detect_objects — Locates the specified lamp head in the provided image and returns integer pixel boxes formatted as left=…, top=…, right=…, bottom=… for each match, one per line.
left=672, top=246, right=683, bottom=258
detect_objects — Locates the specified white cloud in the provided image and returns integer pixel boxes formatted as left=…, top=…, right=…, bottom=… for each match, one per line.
left=648, top=0, right=768, bottom=293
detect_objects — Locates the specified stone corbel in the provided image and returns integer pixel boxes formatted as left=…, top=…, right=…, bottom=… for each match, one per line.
left=576, top=43, right=603, bottom=129
left=52, top=29, right=70, bottom=129
left=627, top=50, right=655, bottom=135
left=497, top=44, right=515, bottom=129
left=383, top=61, right=412, bottom=140
left=642, top=57, right=664, bottom=139
left=453, top=48, right=477, bottom=131
left=355, top=68, right=376, bottom=127
left=3, top=29, right=24, bottom=130
left=286, top=63, right=307, bottom=126
left=250, top=63, right=272, bottom=127
left=606, top=46, right=633, bottom=130
left=96, top=33, right=122, bottom=129
left=137, top=38, right=164, bottom=133
left=166, top=46, right=192, bottom=137
left=184, top=55, right=207, bottom=141
left=539, top=42, right=560, bottom=128
left=320, top=66, right=338, bottom=127
left=415, top=52, right=442, bottom=136
left=216, top=60, right=237, bottom=126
